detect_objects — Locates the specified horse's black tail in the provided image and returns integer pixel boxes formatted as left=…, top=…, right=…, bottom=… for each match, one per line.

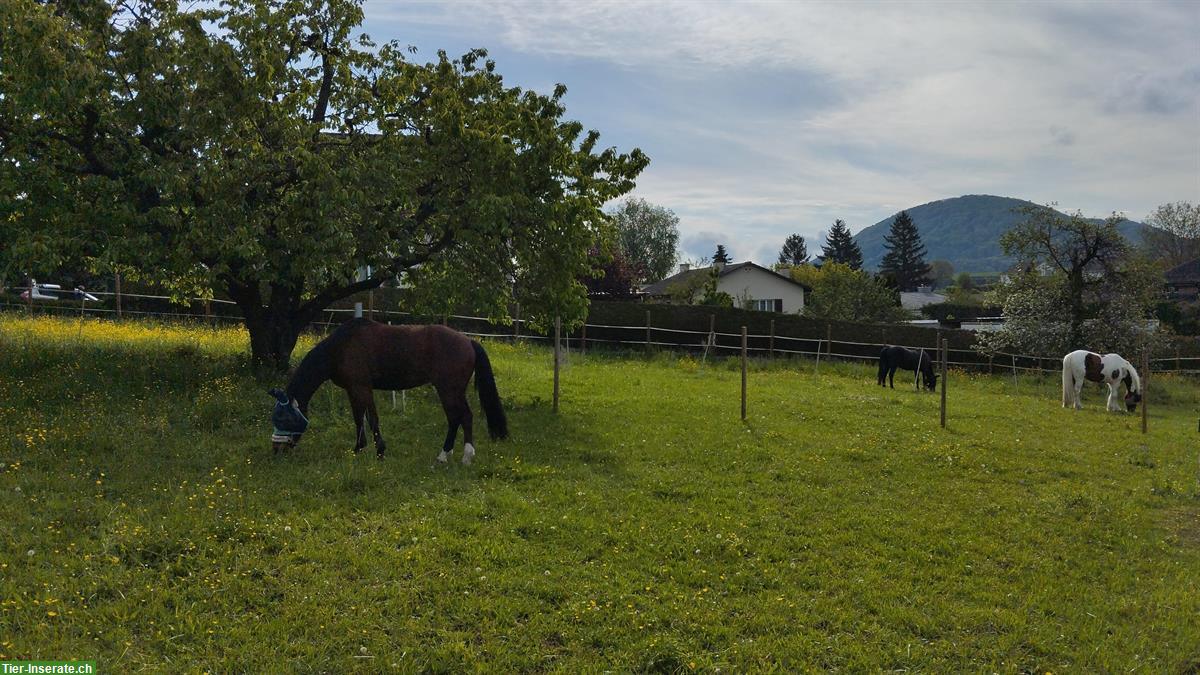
left=877, top=347, right=889, bottom=385
left=472, top=341, right=508, bottom=440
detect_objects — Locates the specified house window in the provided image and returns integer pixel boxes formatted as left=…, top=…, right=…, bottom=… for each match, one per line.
left=750, top=299, right=783, bottom=312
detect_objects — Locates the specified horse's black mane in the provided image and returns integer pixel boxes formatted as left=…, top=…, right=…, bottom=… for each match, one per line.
left=287, top=319, right=371, bottom=406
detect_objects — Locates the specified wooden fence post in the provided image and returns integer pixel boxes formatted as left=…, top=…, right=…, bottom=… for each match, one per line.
left=114, top=272, right=122, bottom=319
left=769, top=319, right=775, bottom=358
left=940, top=337, right=948, bottom=429
left=554, top=316, right=561, bottom=414
left=741, top=326, right=748, bottom=421
left=826, top=324, right=832, bottom=363
left=580, top=317, right=587, bottom=355
left=514, top=303, right=521, bottom=340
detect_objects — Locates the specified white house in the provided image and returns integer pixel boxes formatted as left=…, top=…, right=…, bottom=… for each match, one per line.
left=642, top=262, right=810, bottom=313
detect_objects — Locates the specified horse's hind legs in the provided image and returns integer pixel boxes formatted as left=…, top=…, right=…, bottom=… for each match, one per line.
left=366, top=396, right=386, bottom=459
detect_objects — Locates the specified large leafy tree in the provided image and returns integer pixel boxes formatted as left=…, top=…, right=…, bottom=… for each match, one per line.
left=1141, top=201, right=1200, bottom=269
left=977, top=206, right=1162, bottom=355
left=789, top=262, right=906, bottom=322
left=607, top=197, right=679, bottom=283
left=777, top=234, right=809, bottom=266
left=879, top=211, right=931, bottom=291
left=819, top=219, right=863, bottom=269
left=0, top=0, right=647, bottom=369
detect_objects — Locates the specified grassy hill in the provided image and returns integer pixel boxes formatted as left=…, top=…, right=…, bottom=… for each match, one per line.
left=854, top=195, right=1149, bottom=273
left=2, top=315, right=1198, bottom=671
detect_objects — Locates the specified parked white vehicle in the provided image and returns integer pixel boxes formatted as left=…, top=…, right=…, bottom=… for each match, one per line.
left=19, top=281, right=99, bottom=302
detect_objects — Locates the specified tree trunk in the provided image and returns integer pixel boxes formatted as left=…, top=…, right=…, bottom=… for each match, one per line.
left=228, top=280, right=307, bottom=372
left=244, top=313, right=302, bottom=372
left=1068, top=269, right=1086, bottom=348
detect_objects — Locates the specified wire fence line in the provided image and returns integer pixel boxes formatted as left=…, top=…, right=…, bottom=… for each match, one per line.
left=5, top=287, right=1200, bottom=376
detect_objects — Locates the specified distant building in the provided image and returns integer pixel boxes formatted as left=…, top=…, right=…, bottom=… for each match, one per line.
left=1165, top=258, right=1200, bottom=301
left=643, top=262, right=810, bottom=313
left=899, top=285, right=946, bottom=311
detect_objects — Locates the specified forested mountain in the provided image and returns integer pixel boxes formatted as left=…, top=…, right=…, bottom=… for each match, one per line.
left=854, top=195, right=1148, bottom=273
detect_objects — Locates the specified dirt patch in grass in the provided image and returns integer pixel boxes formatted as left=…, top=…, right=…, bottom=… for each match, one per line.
left=1163, top=505, right=1200, bottom=549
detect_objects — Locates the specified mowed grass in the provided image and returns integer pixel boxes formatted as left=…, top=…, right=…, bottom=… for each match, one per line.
left=1, top=315, right=1198, bottom=672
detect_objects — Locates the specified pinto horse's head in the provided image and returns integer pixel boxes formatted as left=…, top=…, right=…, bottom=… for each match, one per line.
left=268, top=388, right=308, bottom=452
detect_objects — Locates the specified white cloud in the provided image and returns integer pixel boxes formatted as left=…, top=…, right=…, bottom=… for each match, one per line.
left=365, top=1, right=1200, bottom=265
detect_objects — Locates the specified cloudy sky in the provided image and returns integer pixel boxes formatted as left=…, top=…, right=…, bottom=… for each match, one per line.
left=362, top=1, right=1200, bottom=267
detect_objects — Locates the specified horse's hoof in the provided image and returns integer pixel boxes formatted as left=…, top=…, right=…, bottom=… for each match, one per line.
left=462, top=443, right=475, bottom=465
left=436, top=450, right=450, bottom=464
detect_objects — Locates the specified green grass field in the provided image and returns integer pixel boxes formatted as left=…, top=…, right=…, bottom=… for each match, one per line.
left=2, top=315, right=1198, bottom=672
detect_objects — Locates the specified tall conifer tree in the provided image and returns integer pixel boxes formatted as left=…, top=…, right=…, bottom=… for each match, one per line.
left=777, top=234, right=809, bottom=265
left=879, top=211, right=932, bottom=291
left=820, top=219, right=863, bottom=269
left=712, top=244, right=732, bottom=264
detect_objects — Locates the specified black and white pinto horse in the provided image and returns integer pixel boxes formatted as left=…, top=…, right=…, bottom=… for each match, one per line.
left=1061, top=349, right=1142, bottom=412
left=877, top=345, right=938, bottom=391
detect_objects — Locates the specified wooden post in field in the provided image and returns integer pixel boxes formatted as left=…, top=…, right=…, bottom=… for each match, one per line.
left=988, top=354, right=993, bottom=375
left=741, top=326, right=748, bottom=421
left=1176, top=345, right=1181, bottom=373
left=826, top=324, right=832, bottom=363
left=26, top=276, right=33, bottom=313
left=940, top=337, right=948, bottom=429
left=442, top=314, right=448, bottom=327
left=114, top=272, right=122, bottom=318
left=514, top=303, right=521, bottom=340
left=205, top=299, right=212, bottom=326
left=645, top=310, right=652, bottom=354
left=553, top=316, right=561, bottom=414
left=1011, top=354, right=1018, bottom=386
left=580, top=316, right=587, bottom=355
left=1142, top=350, right=1148, bottom=434
left=769, top=319, right=775, bottom=358
left=814, top=335, right=822, bottom=374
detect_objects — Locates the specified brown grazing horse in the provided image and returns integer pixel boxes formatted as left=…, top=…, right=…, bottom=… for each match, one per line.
left=269, top=318, right=508, bottom=464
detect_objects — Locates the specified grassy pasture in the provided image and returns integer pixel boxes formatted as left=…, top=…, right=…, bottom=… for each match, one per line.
left=1, top=315, right=1198, bottom=672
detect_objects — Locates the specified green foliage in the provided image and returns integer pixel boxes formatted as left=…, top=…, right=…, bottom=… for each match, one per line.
left=697, top=266, right=733, bottom=307
left=607, top=198, right=680, bottom=283
left=0, top=0, right=646, bottom=365
left=1141, top=201, right=1200, bottom=269
left=790, top=262, right=908, bottom=322
left=980, top=205, right=1164, bottom=355
left=879, top=211, right=932, bottom=292
left=820, top=219, right=863, bottom=269
left=3, top=315, right=1200, bottom=670
left=711, top=245, right=732, bottom=265
left=954, top=272, right=976, bottom=291
left=778, top=234, right=809, bottom=266
left=929, top=259, right=955, bottom=288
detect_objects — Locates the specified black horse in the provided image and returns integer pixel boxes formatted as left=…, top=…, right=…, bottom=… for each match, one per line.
left=877, top=345, right=938, bottom=391
left=268, top=318, right=507, bottom=464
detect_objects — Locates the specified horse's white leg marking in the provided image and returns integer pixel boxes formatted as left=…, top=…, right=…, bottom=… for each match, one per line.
left=462, top=442, right=475, bottom=465
left=1065, top=360, right=1075, bottom=408
left=437, top=450, right=450, bottom=463
left=1106, top=383, right=1120, bottom=412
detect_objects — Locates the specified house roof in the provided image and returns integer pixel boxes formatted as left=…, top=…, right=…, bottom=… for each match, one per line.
left=900, top=289, right=947, bottom=311
left=1165, top=257, right=1200, bottom=285
left=642, top=261, right=812, bottom=296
